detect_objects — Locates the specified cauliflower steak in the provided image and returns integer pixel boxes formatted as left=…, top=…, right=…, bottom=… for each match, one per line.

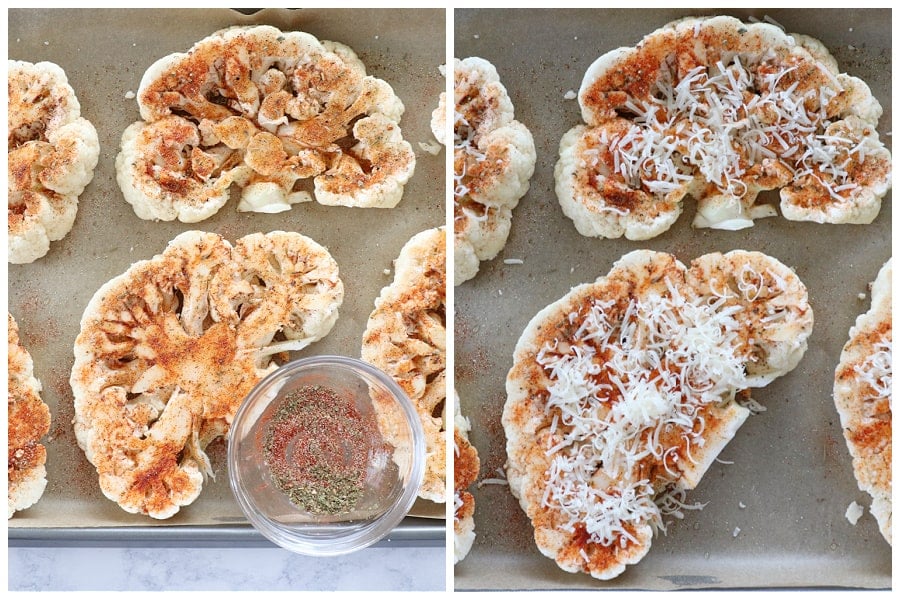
left=454, top=391, right=480, bottom=564
left=8, top=313, right=52, bottom=518
left=453, top=57, right=536, bottom=284
left=556, top=16, right=891, bottom=240
left=834, top=258, right=892, bottom=545
left=362, top=227, right=446, bottom=502
left=71, top=231, right=343, bottom=518
left=117, top=25, right=415, bottom=222
left=504, top=250, right=813, bottom=579
left=8, top=60, right=99, bottom=263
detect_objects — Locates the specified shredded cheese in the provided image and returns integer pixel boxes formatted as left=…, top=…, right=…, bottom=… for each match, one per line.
left=854, top=338, right=892, bottom=409
left=586, top=51, right=864, bottom=215
left=454, top=108, right=488, bottom=201
left=536, top=279, right=748, bottom=547
left=477, top=477, right=509, bottom=488
left=478, top=466, right=508, bottom=488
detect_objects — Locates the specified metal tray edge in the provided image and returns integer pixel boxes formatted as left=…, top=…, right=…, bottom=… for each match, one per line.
left=8, top=518, right=446, bottom=548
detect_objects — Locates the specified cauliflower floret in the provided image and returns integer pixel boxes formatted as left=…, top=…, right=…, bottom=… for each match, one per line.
left=8, top=313, right=51, bottom=518
left=780, top=116, right=891, bottom=224
left=116, top=117, right=236, bottom=223
left=465, top=120, right=535, bottom=208
left=557, top=16, right=891, bottom=239
left=455, top=202, right=513, bottom=275
left=8, top=60, right=99, bottom=264
left=687, top=251, right=814, bottom=386
left=453, top=57, right=536, bottom=285
left=70, top=230, right=344, bottom=519
left=454, top=237, right=480, bottom=286
left=555, top=123, right=687, bottom=240
left=117, top=25, right=415, bottom=222
left=314, top=113, right=416, bottom=208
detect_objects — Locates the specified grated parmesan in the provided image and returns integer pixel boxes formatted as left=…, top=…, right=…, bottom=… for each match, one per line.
left=453, top=110, right=488, bottom=202
left=584, top=49, right=865, bottom=220
left=853, top=338, right=892, bottom=409
left=536, top=279, right=748, bottom=547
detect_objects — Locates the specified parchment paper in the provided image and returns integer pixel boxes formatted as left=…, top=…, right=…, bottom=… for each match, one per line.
left=453, top=8, right=891, bottom=590
left=7, top=7, right=446, bottom=530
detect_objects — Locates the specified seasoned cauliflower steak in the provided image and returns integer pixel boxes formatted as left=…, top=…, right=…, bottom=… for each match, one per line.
left=71, top=231, right=343, bottom=519
left=504, top=250, right=812, bottom=579
left=8, top=60, right=99, bottom=263
left=454, top=391, right=480, bottom=564
left=362, top=227, right=446, bottom=502
left=556, top=16, right=891, bottom=240
left=8, top=314, right=52, bottom=518
left=453, top=57, right=536, bottom=284
left=116, top=25, right=415, bottom=222
left=834, top=258, right=892, bottom=545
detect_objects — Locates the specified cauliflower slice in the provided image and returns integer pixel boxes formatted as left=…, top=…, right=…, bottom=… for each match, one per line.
left=8, top=313, right=52, bottom=518
left=362, top=227, right=446, bottom=502
left=834, top=259, right=892, bottom=545
left=70, top=230, right=343, bottom=519
left=453, top=57, right=536, bottom=285
left=557, top=16, right=891, bottom=239
left=504, top=249, right=813, bottom=579
left=117, top=25, right=415, bottom=222
left=8, top=60, right=99, bottom=263
left=453, top=391, right=480, bottom=564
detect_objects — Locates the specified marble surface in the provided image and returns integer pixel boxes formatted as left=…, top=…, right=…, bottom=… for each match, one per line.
left=7, top=545, right=447, bottom=591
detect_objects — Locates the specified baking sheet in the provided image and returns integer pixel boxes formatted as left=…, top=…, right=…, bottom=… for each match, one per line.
left=7, top=7, right=446, bottom=535
left=453, top=8, right=891, bottom=590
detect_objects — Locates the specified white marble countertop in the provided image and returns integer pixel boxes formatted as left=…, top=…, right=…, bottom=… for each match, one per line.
left=8, top=545, right=446, bottom=591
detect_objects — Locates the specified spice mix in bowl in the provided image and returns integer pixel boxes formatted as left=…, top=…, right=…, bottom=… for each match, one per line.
left=228, top=355, right=425, bottom=555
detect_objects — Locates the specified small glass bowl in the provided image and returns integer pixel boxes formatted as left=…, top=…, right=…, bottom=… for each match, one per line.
left=228, top=355, right=425, bottom=556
